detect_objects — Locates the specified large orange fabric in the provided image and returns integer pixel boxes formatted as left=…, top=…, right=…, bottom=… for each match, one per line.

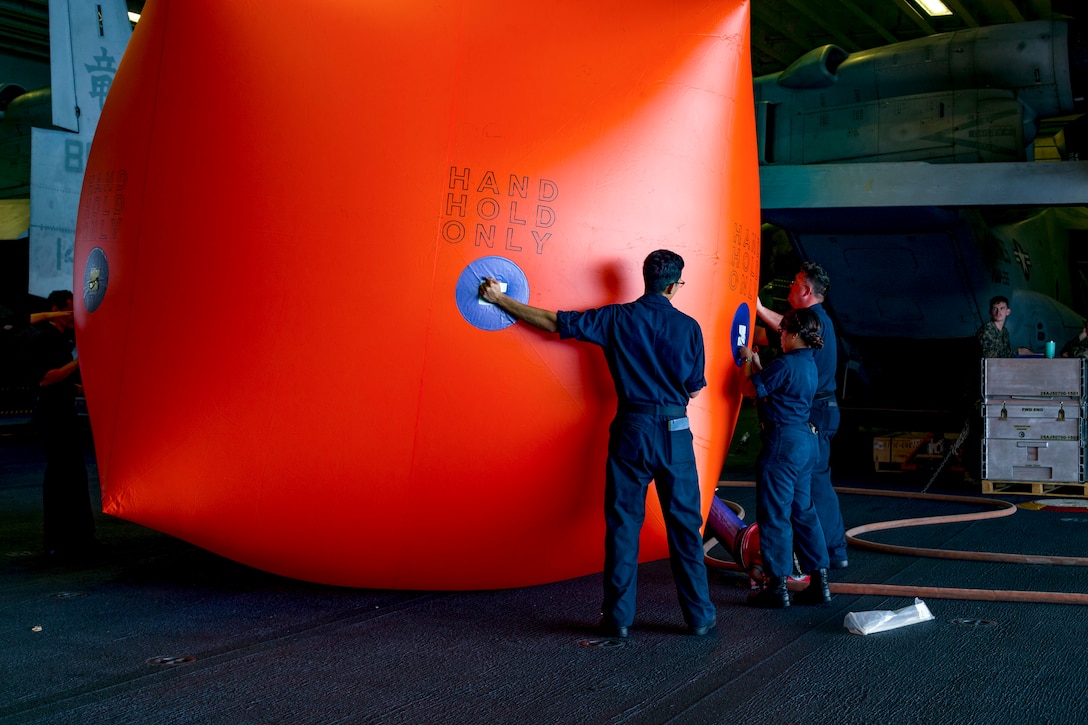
left=73, top=0, right=760, bottom=589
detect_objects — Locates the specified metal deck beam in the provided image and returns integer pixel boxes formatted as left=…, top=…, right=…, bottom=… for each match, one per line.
left=760, top=160, right=1088, bottom=209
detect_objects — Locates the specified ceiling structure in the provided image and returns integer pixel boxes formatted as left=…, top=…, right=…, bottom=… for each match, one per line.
left=0, top=0, right=50, bottom=66
left=0, top=1, right=1081, bottom=83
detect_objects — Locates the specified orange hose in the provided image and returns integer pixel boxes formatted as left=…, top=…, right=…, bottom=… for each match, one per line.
left=837, top=487, right=1088, bottom=566
left=713, top=481, right=1088, bottom=605
left=829, top=582, right=1088, bottom=604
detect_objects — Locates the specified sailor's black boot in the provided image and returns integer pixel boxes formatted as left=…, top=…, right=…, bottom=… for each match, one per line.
left=793, top=568, right=832, bottom=605
left=747, top=576, right=790, bottom=608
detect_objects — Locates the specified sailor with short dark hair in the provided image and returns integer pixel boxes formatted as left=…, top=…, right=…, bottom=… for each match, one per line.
left=478, top=249, right=716, bottom=638
left=756, top=261, right=849, bottom=570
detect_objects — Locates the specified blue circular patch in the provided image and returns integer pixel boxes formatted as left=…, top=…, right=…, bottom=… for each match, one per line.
left=83, top=247, right=109, bottom=313
left=731, top=302, right=752, bottom=367
left=456, top=256, right=530, bottom=331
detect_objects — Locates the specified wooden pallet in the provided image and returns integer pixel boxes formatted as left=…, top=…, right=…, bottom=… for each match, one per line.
left=981, top=480, right=1088, bottom=497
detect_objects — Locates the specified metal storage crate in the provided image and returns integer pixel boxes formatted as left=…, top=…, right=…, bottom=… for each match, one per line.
left=981, top=398, right=1084, bottom=442
left=980, top=359, right=1088, bottom=487
left=981, top=358, right=1086, bottom=397
left=982, top=438, right=1085, bottom=483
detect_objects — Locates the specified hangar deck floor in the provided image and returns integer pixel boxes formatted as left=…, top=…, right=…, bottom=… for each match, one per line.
left=3, top=424, right=1088, bottom=725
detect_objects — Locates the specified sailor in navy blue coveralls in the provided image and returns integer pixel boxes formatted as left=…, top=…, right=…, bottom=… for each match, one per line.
left=749, top=347, right=828, bottom=582
left=478, top=250, right=716, bottom=637
left=756, top=263, right=848, bottom=568
left=808, top=301, right=848, bottom=565
left=556, top=293, right=715, bottom=634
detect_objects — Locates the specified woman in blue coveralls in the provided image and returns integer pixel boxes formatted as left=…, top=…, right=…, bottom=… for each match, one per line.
left=738, top=307, right=832, bottom=608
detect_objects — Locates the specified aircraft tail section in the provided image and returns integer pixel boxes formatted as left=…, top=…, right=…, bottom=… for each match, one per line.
left=29, top=0, right=131, bottom=296
left=47, top=0, right=78, bottom=132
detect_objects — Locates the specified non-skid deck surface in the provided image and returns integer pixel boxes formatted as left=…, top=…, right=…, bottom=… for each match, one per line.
left=3, top=429, right=1088, bottom=724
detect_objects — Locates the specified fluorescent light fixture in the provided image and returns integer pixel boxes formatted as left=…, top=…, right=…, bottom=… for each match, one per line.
left=128, top=11, right=141, bottom=23
left=914, top=0, right=953, bottom=16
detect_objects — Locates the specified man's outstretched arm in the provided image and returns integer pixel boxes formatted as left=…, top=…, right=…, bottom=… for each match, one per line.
left=755, top=296, right=783, bottom=330
left=478, top=277, right=559, bottom=333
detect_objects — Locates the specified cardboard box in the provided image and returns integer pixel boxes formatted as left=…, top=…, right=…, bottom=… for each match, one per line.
left=874, top=431, right=961, bottom=470
left=891, top=434, right=927, bottom=463
left=872, top=435, right=892, bottom=464
left=874, top=432, right=926, bottom=466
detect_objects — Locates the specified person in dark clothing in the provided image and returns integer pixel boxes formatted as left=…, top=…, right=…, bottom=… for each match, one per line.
left=1, top=304, right=74, bottom=413
left=738, top=307, right=831, bottom=608
left=478, top=250, right=716, bottom=638
left=1060, top=320, right=1088, bottom=358
left=755, top=262, right=848, bottom=569
left=28, top=290, right=96, bottom=560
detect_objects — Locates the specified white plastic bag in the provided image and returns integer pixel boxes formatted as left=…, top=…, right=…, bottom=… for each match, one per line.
left=843, top=597, right=935, bottom=635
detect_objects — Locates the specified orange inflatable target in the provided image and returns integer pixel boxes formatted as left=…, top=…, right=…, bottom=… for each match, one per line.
left=73, top=0, right=761, bottom=589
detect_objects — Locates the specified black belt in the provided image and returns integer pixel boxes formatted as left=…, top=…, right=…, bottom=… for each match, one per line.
left=619, top=403, right=687, bottom=418
left=813, top=391, right=835, bottom=402
left=760, top=421, right=818, bottom=434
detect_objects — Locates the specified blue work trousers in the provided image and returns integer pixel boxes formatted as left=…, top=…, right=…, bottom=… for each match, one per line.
left=602, top=413, right=715, bottom=629
left=809, top=398, right=847, bottom=560
left=756, top=423, right=828, bottom=578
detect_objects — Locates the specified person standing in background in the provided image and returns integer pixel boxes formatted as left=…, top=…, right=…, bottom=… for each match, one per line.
left=755, top=262, right=849, bottom=570
left=1060, top=319, right=1088, bottom=358
left=977, top=296, right=1032, bottom=358
left=738, top=307, right=831, bottom=608
left=29, top=290, right=97, bottom=561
